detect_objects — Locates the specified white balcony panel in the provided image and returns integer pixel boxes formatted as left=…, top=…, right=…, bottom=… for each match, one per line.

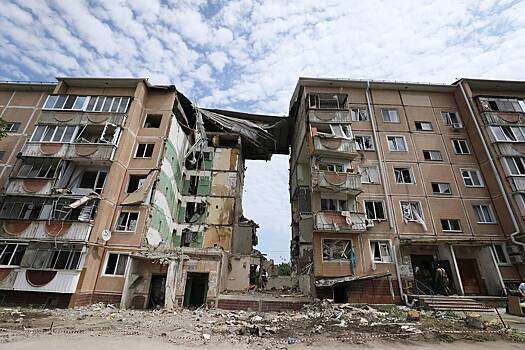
left=13, top=269, right=81, bottom=294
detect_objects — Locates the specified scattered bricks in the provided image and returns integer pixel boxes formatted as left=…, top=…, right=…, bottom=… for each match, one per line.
left=407, top=310, right=420, bottom=322
left=464, top=312, right=484, bottom=329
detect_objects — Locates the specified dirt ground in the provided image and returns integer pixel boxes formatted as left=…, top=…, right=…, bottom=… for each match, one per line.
left=0, top=301, right=524, bottom=349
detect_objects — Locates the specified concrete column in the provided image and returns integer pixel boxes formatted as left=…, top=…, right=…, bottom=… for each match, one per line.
left=483, top=245, right=507, bottom=296
left=120, top=257, right=136, bottom=309
left=449, top=245, right=464, bottom=296
left=165, top=259, right=180, bottom=309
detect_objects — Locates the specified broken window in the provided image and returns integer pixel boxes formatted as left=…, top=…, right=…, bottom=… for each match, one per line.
left=322, top=239, right=353, bottom=261
left=297, top=187, right=311, bottom=213
left=360, top=165, right=380, bottom=184
left=16, top=158, right=60, bottom=179
left=127, top=175, right=147, bottom=193
left=441, top=219, right=461, bottom=231
left=184, top=202, right=207, bottom=223
left=51, top=199, right=95, bottom=221
left=321, top=198, right=348, bottom=211
left=181, top=229, right=199, bottom=247
left=480, top=97, right=524, bottom=113
left=144, top=114, right=162, bottom=128
left=135, top=143, right=154, bottom=158
left=461, top=169, right=483, bottom=187
left=75, top=124, right=119, bottom=144
left=116, top=211, right=139, bottom=231
left=491, top=243, right=510, bottom=265
left=423, top=150, right=442, bottom=161
left=381, top=109, right=400, bottom=123
left=31, top=247, right=82, bottom=270
left=355, top=135, right=374, bottom=151
left=308, top=93, right=347, bottom=109
left=400, top=201, right=423, bottom=222
left=30, top=125, right=78, bottom=143
left=0, top=243, right=27, bottom=266
left=441, top=112, right=461, bottom=126
left=104, top=253, right=128, bottom=275
left=364, top=201, right=385, bottom=220
left=415, top=121, right=432, bottom=131
left=370, top=241, right=392, bottom=263
left=78, top=170, right=107, bottom=194
left=350, top=108, right=368, bottom=121
left=432, top=182, right=451, bottom=194
left=387, top=136, right=407, bottom=151
left=0, top=200, right=43, bottom=219
left=394, top=168, right=414, bottom=184
left=4, top=122, right=20, bottom=132
left=319, top=163, right=344, bottom=172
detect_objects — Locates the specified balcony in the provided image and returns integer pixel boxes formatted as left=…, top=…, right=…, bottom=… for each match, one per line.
left=0, top=221, right=92, bottom=241
left=312, top=170, right=361, bottom=195
left=480, top=111, right=525, bottom=126
left=5, top=178, right=54, bottom=195
left=38, top=110, right=126, bottom=127
left=21, top=142, right=116, bottom=161
left=312, top=135, right=357, bottom=159
left=314, top=211, right=367, bottom=232
left=309, top=109, right=350, bottom=124
left=10, top=269, right=82, bottom=293
left=494, top=143, right=525, bottom=157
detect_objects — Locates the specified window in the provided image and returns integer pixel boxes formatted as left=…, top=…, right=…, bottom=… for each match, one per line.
left=30, top=247, right=82, bottom=270
left=330, top=125, right=352, bottom=139
left=135, top=143, right=154, bottom=158
left=0, top=243, right=27, bottom=266
left=382, top=109, right=400, bottom=123
left=491, top=244, right=510, bottom=265
left=360, top=165, right=380, bottom=184
left=4, top=122, right=20, bottom=132
left=319, top=163, right=344, bottom=172
left=480, top=97, right=524, bottom=112
left=78, top=170, right=107, bottom=193
left=387, top=136, right=407, bottom=151
left=16, top=158, right=59, bottom=179
left=400, top=201, right=423, bottom=221
left=423, top=150, right=443, bottom=161
left=126, top=174, right=147, bottom=193
left=394, top=167, right=414, bottom=184
left=473, top=204, right=496, bottom=224
left=504, top=157, right=525, bottom=175
left=355, top=135, right=374, bottom=151
left=452, top=139, right=470, bottom=154
left=322, top=239, right=353, bottom=261
left=181, top=229, right=199, bottom=247
left=370, top=241, right=392, bottom=263
left=309, top=93, right=347, bottom=109
left=364, top=201, right=385, bottom=220
left=351, top=108, right=368, bottom=121
left=116, top=212, right=139, bottom=231
left=432, top=183, right=451, bottom=194
left=103, top=253, right=128, bottom=276
left=415, top=121, right=433, bottom=131
left=0, top=201, right=42, bottom=219
left=461, top=169, right=483, bottom=187
left=441, top=112, right=461, bottom=126
left=184, top=202, right=207, bottom=223
left=321, top=198, right=348, bottom=211
left=30, top=125, right=78, bottom=143
left=490, top=126, right=525, bottom=142
left=144, top=114, right=162, bottom=128
left=44, top=95, right=130, bottom=113
left=441, top=219, right=461, bottom=231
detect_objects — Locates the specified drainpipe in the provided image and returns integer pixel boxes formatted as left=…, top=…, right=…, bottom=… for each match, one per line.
left=459, top=82, right=524, bottom=279
left=459, top=83, right=524, bottom=250
left=366, top=81, right=413, bottom=306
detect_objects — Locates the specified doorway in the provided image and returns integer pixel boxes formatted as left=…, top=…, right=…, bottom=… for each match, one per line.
left=333, top=285, right=347, bottom=303
left=410, top=254, right=435, bottom=294
left=457, top=259, right=484, bottom=295
left=183, top=272, right=209, bottom=308
left=148, top=274, right=166, bottom=309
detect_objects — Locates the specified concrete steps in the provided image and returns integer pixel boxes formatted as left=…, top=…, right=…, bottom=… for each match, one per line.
left=416, top=295, right=494, bottom=313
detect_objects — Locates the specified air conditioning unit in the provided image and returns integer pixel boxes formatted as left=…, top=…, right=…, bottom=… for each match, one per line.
left=509, top=254, right=524, bottom=264
left=452, top=123, right=463, bottom=129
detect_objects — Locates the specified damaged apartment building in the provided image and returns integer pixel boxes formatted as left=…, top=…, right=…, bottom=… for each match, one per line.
left=0, top=78, right=288, bottom=309
left=289, top=78, right=525, bottom=304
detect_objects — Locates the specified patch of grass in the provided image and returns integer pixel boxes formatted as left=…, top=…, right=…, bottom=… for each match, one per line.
left=507, top=329, right=525, bottom=343
left=374, top=305, right=406, bottom=318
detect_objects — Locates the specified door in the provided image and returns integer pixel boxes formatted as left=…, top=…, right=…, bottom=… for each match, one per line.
left=183, top=272, right=209, bottom=308
left=410, top=254, right=435, bottom=294
left=457, top=259, right=483, bottom=295
left=333, top=285, right=347, bottom=303
left=148, top=274, right=166, bottom=309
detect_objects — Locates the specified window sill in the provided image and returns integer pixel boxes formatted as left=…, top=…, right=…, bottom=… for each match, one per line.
left=373, top=260, right=393, bottom=264
left=362, top=182, right=381, bottom=185
left=476, top=222, right=498, bottom=225
left=464, top=185, right=485, bottom=188
left=442, top=230, right=463, bottom=233
left=114, top=230, right=137, bottom=234
left=101, top=274, right=125, bottom=278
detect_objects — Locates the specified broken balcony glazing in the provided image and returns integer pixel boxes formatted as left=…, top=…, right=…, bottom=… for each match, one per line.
left=314, top=211, right=367, bottom=232
left=309, top=109, right=351, bottom=124
left=311, top=170, right=362, bottom=195
left=311, top=134, right=357, bottom=159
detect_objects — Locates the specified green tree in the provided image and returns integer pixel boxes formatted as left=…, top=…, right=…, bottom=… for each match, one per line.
left=277, top=262, right=291, bottom=276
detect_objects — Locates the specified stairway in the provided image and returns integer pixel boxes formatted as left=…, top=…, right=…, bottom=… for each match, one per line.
left=417, top=295, right=494, bottom=312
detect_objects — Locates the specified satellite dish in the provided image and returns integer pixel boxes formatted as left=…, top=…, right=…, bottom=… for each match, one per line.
left=101, top=229, right=112, bottom=241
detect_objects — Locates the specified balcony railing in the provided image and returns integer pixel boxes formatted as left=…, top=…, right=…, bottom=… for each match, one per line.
left=309, top=110, right=350, bottom=124
left=5, top=178, right=54, bottom=195
left=509, top=177, right=525, bottom=192
left=314, top=211, right=367, bottom=232
left=38, top=110, right=126, bottom=126
left=312, top=170, right=362, bottom=194
left=11, top=269, right=82, bottom=293
left=0, top=220, right=92, bottom=241
left=480, top=112, right=525, bottom=126
left=312, top=135, right=357, bottom=158
left=21, top=143, right=116, bottom=161
left=494, top=143, right=525, bottom=157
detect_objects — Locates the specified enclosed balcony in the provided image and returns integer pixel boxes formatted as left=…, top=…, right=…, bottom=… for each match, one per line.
left=314, top=211, right=367, bottom=232
left=308, top=93, right=348, bottom=110
left=0, top=221, right=92, bottom=241
left=311, top=134, right=357, bottom=159
left=312, top=170, right=361, bottom=195
left=309, top=109, right=350, bottom=124
left=38, top=110, right=126, bottom=127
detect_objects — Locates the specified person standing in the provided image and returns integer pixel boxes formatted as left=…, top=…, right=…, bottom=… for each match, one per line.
left=435, top=264, right=451, bottom=296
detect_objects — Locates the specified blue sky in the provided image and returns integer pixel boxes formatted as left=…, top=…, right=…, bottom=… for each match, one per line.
left=2, top=0, right=525, bottom=262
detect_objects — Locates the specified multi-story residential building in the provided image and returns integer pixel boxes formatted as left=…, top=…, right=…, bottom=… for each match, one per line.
left=289, top=78, right=525, bottom=303
left=0, top=78, right=288, bottom=308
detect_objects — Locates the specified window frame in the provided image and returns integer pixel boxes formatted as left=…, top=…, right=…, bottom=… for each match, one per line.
left=30, top=247, right=82, bottom=270
left=0, top=243, right=28, bottom=267
left=320, top=198, right=348, bottom=211
left=364, top=200, right=386, bottom=221
left=354, top=134, right=375, bottom=151
left=381, top=108, right=400, bottom=123
left=461, top=169, right=484, bottom=187
left=491, top=243, right=510, bottom=265
left=102, top=252, right=129, bottom=277
left=370, top=240, right=393, bottom=263
left=387, top=135, right=408, bottom=152
left=504, top=156, right=525, bottom=176
left=321, top=238, right=354, bottom=262
left=473, top=204, right=496, bottom=224
left=415, top=121, right=433, bottom=131
left=441, top=219, right=462, bottom=232
left=115, top=211, right=140, bottom=232
left=422, top=150, right=443, bottom=161
left=43, top=95, right=130, bottom=113
left=134, top=143, right=155, bottom=158
left=394, top=167, right=415, bottom=184
left=431, top=182, right=451, bottom=195
left=360, top=165, right=380, bottom=184
left=452, top=139, right=470, bottom=155
left=29, top=125, right=78, bottom=143
left=350, top=107, right=369, bottom=121
left=400, top=201, right=424, bottom=221
left=441, top=111, right=462, bottom=126
left=4, top=122, right=21, bottom=133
